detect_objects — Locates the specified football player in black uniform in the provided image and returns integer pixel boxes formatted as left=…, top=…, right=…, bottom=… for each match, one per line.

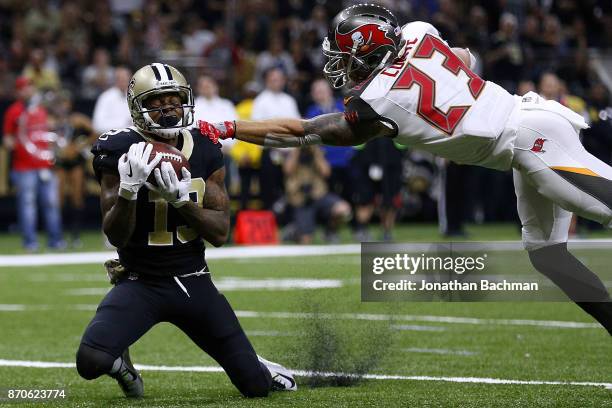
left=76, top=63, right=296, bottom=399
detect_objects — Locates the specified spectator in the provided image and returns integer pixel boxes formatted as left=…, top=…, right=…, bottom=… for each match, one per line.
left=583, top=83, right=612, bottom=165
left=22, top=48, right=60, bottom=92
left=486, top=13, right=523, bottom=92
left=92, top=66, right=132, bottom=134
left=193, top=75, right=238, bottom=124
left=352, top=138, right=405, bottom=242
left=231, top=82, right=263, bottom=209
left=203, top=23, right=242, bottom=80
left=538, top=71, right=563, bottom=101
left=48, top=90, right=95, bottom=248
left=252, top=68, right=300, bottom=120
left=290, top=41, right=316, bottom=103
left=193, top=75, right=239, bottom=190
left=236, top=14, right=270, bottom=52
left=182, top=16, right=215, bottom=56
left=305, top=79, right=354, bottom=201
left=2, top=77, right=64, bottom=251
left=539, top=72, right=588, bottom=122
left=517, top=79, right=536, bottom=96
left=254, top=37, right=296, bottom=85
left=252, top=68, right=301, bottom=209
left=89, top=2, right=119, bottom=54
left=81, top=49, right=115, bottom=100
left=283, top=146, right=351, bottom=244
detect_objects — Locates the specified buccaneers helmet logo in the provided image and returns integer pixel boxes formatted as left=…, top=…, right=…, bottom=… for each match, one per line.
left=335, top=24, right=395, bottom=55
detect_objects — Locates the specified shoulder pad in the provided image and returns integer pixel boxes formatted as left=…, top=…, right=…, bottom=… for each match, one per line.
left=402, top=21, right=440, bottom=37
left=92, top=127, right=143, bottom=156
left=91, top=127, right=143, bottom=180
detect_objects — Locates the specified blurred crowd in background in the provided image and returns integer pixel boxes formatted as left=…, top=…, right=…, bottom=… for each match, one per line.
left=1, top=0, right=612, bottom=249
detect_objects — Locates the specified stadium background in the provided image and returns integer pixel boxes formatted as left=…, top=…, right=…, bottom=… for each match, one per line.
left=0, top=2, right=611, bottom=406
left=0, top=0, right=611, bottom=243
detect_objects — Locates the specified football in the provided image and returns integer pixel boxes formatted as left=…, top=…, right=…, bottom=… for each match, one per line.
left=147, top=141, right=190, bottom=186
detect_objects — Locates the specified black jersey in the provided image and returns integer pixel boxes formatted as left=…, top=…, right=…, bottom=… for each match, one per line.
left=91, top=126, right=224, bottom=277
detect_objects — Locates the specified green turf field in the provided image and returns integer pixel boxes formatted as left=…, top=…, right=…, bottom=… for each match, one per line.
left=0, top=226, right=610, bottom=407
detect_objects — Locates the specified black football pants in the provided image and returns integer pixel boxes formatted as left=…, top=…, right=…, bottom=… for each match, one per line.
left=77, top=273, right=272, bottom=397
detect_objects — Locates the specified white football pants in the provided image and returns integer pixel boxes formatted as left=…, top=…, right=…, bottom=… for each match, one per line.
left=511, top=103, right=612, bottom=251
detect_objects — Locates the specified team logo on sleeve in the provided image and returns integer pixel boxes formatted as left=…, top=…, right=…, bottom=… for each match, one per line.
left=531, top=138, right=547, bottom=153
left=344, top=110, right=359, bottom=124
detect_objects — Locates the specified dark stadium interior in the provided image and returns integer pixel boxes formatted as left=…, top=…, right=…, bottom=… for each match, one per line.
left=1, top=0, right=611, bottom=241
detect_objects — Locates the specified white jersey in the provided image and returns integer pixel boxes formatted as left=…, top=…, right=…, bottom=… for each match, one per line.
left=345, top=22, right=520, bottom=170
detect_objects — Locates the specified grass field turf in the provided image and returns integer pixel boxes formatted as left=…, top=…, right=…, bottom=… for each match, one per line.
left=0, top=226, right=610, bottom=407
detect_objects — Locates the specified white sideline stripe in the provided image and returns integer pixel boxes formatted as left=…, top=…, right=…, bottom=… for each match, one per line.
left=2, top=239, right=612, bottom=267
left=391, top=324, right=447, bottom=332
left=0, top=304, right=50, bottom=311
left=0, top=359, right=609, bottom=389
left=0, top=304, right=601, bottom=329
left=0, top=245, right=362, bottom=267
left=403, top=347, right=478, bottom=356
left=245, top=330, right=295, bottom=337
left=63, top=279, right=343, bottom=296
left=234, top=311, right=602, bottom=329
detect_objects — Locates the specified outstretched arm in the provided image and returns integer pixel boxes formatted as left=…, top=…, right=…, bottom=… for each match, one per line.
left=200, top=112, right=396, bottom=148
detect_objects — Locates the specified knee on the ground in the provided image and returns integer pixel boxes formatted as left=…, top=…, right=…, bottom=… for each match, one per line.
left=224, top=353, right=271, bottom=398
left=75, top=343, right=116, bottom=380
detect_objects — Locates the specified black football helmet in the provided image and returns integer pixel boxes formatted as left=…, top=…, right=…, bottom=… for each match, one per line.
left=323, top=4, right=403, bottom=89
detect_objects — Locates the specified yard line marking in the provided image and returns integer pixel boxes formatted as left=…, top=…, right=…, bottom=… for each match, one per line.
left=234, top=311, right=602, bottom=329
left=0, top=304, right=49, bottom=311
left=64, top=288, right=109, bottom=296
left=0, top=304, right=601, bottom=330
left=2, top=239, right=611, bottom=267
left=391, top=324, right=447, bottom=332
left=245, top=330, right=296, bottom=337
left=0, top=245, right=361, bottom=266
left=63, top=279, right=343, bottom=295
left=0, top=304, right=26, bottom=311
left=215, top=278, right=343, bottom=291
left=28, top=273, right=108, bottom=282
left=0, top=359, right=609, bottom=389
left=0, top=360, right=74, bottom=368
left=403, top=347, right=478, bottom=356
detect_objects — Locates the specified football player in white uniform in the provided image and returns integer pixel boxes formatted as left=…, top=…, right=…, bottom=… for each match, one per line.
left=199, top=4, right=612, bottom=334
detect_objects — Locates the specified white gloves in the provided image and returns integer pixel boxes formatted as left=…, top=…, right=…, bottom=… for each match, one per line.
left=147, top=162, right=192, bottom=208
left=117, top=142, right=161, bottom=201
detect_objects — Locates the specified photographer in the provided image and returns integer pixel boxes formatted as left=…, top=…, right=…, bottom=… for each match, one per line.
left=283, top=146, right=351, bottom=244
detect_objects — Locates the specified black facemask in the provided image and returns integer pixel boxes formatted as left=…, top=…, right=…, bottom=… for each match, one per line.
left=158, top=114, right=180, bottom=127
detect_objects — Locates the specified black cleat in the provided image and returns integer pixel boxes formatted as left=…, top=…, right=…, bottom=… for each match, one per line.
left=110, top=349, right=144, bottom=398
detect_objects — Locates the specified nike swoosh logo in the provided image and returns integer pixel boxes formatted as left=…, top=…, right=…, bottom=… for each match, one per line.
left=127, top=163, right=133, bottom=178
left=273, top=373, right=296, bottom=389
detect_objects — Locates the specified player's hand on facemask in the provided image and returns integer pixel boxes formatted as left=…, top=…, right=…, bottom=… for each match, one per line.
left=118, top=142, right=162, bottom=200
left=198, top=120, right=235, bottom=144
left=147, top=162, right=192, bottom=208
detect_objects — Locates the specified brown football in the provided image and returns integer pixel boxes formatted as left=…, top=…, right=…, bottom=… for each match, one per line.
left=147, top=141, right=190, bottom=186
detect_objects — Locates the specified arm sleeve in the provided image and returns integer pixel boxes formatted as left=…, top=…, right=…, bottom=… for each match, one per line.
left=343, top=96, right=399, bottom=137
